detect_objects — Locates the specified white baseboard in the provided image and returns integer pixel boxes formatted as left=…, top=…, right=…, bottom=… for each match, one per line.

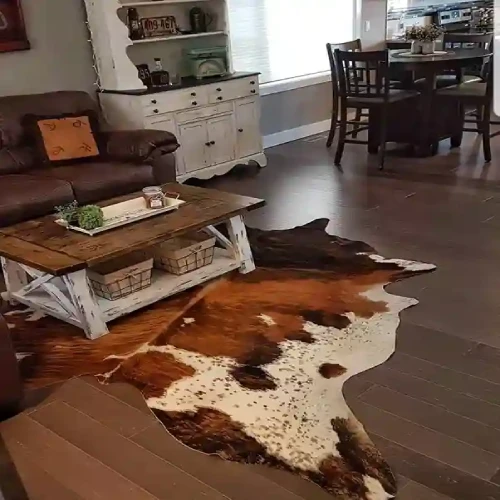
left=263, top=119, right=331, bottom=149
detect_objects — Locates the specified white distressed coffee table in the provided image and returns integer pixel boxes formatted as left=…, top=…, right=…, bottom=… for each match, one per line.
left=0, top=184, right=264, bottom=340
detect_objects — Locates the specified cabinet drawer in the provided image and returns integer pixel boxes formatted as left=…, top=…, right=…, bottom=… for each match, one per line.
left=207, top=77, right=258, bottom=104
left=176, top=102, right=233, bottom=124
left=142, top=87, right=208, bottom=116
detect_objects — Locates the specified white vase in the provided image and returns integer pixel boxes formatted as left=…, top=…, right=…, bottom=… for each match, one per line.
left=421, top=41, right=435, bottom=55
left=410, top=40, right=423, bottom=55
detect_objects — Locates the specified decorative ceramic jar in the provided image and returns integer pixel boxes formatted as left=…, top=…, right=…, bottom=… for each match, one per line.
left=410, top=40, right=423, bottom=55
left=421, top=41, right=435, bottom=55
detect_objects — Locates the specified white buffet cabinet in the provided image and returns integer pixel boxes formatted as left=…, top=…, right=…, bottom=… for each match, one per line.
left=100, top=73, right=266, bottom=182
left=83, top=0, right=267, bottom=182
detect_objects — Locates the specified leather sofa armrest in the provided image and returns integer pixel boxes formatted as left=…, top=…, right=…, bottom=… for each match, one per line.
left=149, top=150, right=178, bottom=184
left=0, top=315, right=22, bottom=420
left=101, top=129, right=179, bottom=164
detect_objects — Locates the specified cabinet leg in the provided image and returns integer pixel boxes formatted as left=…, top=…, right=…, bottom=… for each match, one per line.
left=226, top=215, right=255, bottom=274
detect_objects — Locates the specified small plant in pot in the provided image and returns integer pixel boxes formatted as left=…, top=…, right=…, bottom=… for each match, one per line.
left=405, top=24, right=442, bottom=55
left=55, top=202, right=104, bottom=231
left=55, top=200, right=80, bottom=226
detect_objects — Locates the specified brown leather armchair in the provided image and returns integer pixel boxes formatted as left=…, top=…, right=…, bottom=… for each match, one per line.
left=0, top=91, right=180, bottom=227
left=0, top=315, right=22, bottom=420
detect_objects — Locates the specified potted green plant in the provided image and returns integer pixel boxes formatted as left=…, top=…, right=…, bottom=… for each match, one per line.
left=405, top=24, right=442, bottom=55
left=55, top=201, right=80, bottom=226
left=77, top=205, right=104, bottom=231
left=55, top=202, right=104, bottom=231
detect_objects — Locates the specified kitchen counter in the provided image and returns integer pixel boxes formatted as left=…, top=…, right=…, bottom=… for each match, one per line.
left=100, top=72, right=260, bottom=96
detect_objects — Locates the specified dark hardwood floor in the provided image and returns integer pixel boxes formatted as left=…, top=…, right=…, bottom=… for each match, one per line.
left=3, top=128, right=500, bottom=499
left=199, top=130, right=500, bottom=499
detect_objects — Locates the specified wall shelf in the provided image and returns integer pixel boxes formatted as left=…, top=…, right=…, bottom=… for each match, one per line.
left=132, top=31, right=226, bottom=44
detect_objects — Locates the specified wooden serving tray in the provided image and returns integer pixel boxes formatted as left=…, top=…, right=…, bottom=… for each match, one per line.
left=55, top=196, right=185, bottom=236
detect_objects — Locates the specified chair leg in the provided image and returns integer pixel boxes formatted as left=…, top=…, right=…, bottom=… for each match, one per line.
left=378, top=106, right=389, bottom=170
left=481, top=104, right=492, bottom=163
left=451, top=104, right=465, bottom=149
left=334, top=104, right=348, bottom=167
left=352, top=108, right=363, bottom=139
left=326, top=98, right=338, bottom=148
left=476, top=105, right=483, bottom=134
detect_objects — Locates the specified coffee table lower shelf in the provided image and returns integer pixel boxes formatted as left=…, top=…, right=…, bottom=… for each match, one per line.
left=5, top=248, right=242, bottom=339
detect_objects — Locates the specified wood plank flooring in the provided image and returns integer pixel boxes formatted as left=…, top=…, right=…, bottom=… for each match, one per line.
left=2, top=129, right=500, bottom=499
left=201, top=131, right=500, bottom=499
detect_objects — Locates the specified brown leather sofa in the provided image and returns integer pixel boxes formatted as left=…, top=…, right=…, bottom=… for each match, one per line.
left=0, top=91, right=179, bottom=227
left=0, top=314, right=22, bottom=420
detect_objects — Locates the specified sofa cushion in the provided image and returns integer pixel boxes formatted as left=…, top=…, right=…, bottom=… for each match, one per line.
left=0, top=174, right=75, bottom=227
left=33, top=162, right=155, bottom=205
left=0, top=91, right=100, bottom=148
left=0, top=147, right=36, bottom=175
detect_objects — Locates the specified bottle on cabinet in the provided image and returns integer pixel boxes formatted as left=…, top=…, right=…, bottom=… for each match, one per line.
left=127, top=8, right=144, bottom=40
left=151, top=58, right=170, bottom=87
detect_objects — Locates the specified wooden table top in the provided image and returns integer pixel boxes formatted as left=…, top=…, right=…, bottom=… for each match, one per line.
left=0, top=184, right=265, bottom=276
left=389, top=47, right=491, bottom=70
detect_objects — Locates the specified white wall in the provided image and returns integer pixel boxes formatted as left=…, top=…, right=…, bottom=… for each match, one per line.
left=361, top=0, right=388, bottom=50
left=0, top=0, right=389, bottom=141
left=0, top=0, right=97, bottom=97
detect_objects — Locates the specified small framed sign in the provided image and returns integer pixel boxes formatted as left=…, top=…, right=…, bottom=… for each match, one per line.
left=141, top=16, right=178, bottom=38
left=0, top=0, right=30, bottom=53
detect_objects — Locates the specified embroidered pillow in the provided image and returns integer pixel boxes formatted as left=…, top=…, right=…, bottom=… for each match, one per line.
left=23, top=111, right=101, bottom=165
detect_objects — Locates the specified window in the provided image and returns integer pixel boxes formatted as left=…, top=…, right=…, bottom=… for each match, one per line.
left=228, top=0, right=357, bottom=84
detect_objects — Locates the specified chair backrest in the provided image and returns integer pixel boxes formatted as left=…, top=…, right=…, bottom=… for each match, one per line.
left=334, top=49, right=390, bottom=99
left=443, top=32, right=493, bottom=51
left=326, top=39, right=362, bottom=98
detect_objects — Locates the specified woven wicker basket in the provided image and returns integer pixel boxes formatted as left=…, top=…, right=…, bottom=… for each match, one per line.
left=88, top=252, right=154, bottom=301
left=153, top=231, right=216, bottom=275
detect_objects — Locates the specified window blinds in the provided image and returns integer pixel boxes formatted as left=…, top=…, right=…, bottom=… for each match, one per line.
left=228, top=0, right=357, bottom=84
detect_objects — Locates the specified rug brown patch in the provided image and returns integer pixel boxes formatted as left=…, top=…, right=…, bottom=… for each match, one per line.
left=7, top=219, right=435, bottom=499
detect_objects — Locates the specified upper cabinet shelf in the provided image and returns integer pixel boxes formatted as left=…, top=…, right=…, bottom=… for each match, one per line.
left=131, top=31, right=226, bottom=44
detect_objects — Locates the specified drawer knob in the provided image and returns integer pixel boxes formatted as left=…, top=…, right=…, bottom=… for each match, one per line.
left=151, top=99, right=157, bottom=104
left=216, top=88, right=222, bottom=92
left=250, top=80, right=256, bottom=84
left=153, top=109, right=159, bottom=113
left=210, top=140, right=215, bottom=145
left=192, top=101, right=197, bottom=106
left=217, top=96, right=223, bottom=101
left=191, top=92, right=197, bottom=96
left=251, top=90, right=256, bottom=94
left=205, top=142, right=211, bottom=146
left=238, top=128, right=243, bottom=132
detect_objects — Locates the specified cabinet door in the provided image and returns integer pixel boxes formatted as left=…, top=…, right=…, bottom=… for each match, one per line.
left=206, top=115, right=236, bottom=167
left=178, top=121, right=208, bottom=173
left=235, top=97, right=261, bottom=158
left=145, top=114, right=183, bottom=173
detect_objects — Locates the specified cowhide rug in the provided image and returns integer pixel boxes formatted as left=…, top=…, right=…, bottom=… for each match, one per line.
left=5, top=219, right=435, bottom=500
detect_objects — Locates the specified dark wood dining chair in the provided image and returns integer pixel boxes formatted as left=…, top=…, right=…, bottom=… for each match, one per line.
left=437, top=32, right=493, bottom=87
left=437, top=56, right=496, bottom=162
left=326, top=39, right=366, bottom=148
left=333, top=49, right=418, bottom=170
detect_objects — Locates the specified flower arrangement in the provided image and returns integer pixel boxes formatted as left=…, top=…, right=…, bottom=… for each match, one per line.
left=55, top=202, right=104, bottom=230
left=405, top=24, right=442, bottom=43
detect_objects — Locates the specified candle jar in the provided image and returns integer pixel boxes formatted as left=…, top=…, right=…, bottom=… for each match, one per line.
left=142, top=186, right=165, bottom=209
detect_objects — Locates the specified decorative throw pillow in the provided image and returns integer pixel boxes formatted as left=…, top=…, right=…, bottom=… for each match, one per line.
left=23, top=111, right=101, bottom=165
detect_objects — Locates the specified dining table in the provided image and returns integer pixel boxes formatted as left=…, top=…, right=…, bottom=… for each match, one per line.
left=368, top=47, right=493, bottom=157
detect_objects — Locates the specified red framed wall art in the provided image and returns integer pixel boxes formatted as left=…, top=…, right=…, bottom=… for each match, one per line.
left=0, top=0, right=29, bottom=53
